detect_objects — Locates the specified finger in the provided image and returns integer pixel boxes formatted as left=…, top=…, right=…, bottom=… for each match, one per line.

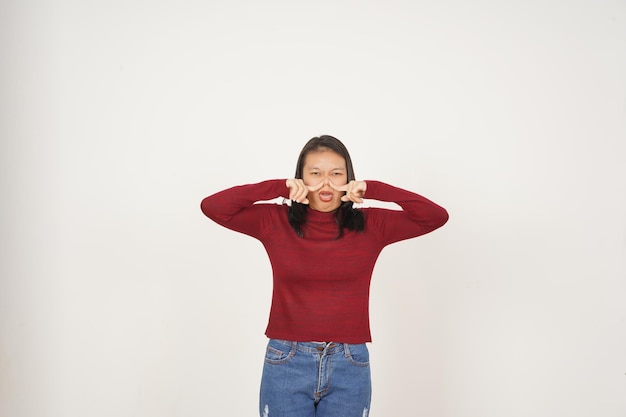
left=352, top=188, right=365, bottom=202
left=293, top=186, right=305, bottom=203
left=345, top=182, right=365, bottom=204
left=288, top=179, right=303, bottom=202
left=307, top=180, right=324, bottom=192
left=296, top=184, right=310, bottom=204
left=287, top=179, right=303, bottom=201
left=288, top=185, right=298, bottom=201
left=343, top=195, right=363, bottom=203
left=342, top=190, right=358, bottom=203
left=354, top=184, right=366, bottom=198
left=328, top=181, right=348, bottom=192
left=290, top=186, right=303, bottom=202
left=343, top=184, right=355, bottom=202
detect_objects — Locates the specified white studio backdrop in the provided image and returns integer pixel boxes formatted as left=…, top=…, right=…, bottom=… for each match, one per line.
left=1, top=1, right=625, bottom=416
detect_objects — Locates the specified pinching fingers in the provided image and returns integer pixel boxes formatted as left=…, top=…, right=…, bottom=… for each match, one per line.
left=307, top=180, right=325, bottom=193
left=329, top=181, right=348, bottom=192
left=342, top=180, right=366, bottom=203
left=286, top=178, right=310, bottom=204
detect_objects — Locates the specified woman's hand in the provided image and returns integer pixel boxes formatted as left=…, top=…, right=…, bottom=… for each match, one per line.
left=330, top=180, right=367, bottom=203
left=285, top=179, right=324, bottom=204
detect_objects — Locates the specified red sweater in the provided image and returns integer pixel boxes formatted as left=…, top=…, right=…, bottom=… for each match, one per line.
left=201, top=179, right=448, bottom=343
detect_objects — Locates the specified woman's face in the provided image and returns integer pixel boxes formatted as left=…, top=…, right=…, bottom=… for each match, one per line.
left=302, top=149, right=348, bottom=212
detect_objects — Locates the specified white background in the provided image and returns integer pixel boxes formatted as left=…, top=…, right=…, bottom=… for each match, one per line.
left=2, top=1, right=625, bottom=416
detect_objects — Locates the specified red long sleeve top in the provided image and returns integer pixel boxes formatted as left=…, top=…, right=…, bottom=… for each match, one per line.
left=201, top=179, right=448, bottom=343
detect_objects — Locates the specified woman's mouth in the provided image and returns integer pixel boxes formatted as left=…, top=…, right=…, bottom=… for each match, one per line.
left=319, top=191, right=334, bottom=202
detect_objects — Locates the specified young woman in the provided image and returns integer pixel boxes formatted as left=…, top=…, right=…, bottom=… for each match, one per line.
left=201, top=135, right=448, bottom=417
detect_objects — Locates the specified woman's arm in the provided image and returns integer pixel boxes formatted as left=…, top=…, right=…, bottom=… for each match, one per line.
left=362, top=180, right=449, bottom=245
left=200, top=179, right=288, bottom=238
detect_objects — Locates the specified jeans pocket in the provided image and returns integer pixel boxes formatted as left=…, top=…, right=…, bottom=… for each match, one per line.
left=264, top=339, right=296, bottom=365
left=344, top=343, right=370, bottom=367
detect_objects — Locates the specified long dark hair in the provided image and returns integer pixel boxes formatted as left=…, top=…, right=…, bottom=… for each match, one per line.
left=288, top=135, right=365, bottom=237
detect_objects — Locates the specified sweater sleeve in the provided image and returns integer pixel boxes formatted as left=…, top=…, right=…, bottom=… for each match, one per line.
left=200, top=179, right=289, bottom=239
left=363, top=180, right=449, bottom=245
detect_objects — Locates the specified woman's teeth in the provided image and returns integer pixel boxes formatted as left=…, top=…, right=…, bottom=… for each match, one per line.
left=319, top=192, right=333, bottom=202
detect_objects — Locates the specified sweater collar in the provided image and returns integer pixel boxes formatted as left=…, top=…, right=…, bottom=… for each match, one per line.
left=306, top=208, right=338, bottom=223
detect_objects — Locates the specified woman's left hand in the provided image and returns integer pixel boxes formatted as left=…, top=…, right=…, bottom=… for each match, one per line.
left=330, top=180, right=367, bottom=203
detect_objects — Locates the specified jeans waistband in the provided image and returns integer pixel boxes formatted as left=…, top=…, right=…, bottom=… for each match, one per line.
left=272, top=339, right=347, bottom=354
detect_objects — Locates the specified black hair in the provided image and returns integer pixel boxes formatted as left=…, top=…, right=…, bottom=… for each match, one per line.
left=288, top=135, right=365, bottom=238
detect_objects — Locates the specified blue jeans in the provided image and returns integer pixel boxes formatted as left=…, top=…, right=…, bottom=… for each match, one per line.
left=259, top=339, right=372, bottom=417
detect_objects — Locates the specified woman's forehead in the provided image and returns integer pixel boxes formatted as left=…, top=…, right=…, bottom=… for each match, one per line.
left=304, top=150, right=346, bottom=168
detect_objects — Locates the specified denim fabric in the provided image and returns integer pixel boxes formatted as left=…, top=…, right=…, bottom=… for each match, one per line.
left=259, top=339, right=371, bottom=417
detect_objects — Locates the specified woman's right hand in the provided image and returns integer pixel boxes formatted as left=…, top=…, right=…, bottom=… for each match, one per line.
left=285, top=179, right=324, bottom=204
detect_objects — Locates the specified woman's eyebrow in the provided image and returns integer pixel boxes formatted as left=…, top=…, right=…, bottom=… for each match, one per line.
left=307, top=166, right=346, bottom=171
